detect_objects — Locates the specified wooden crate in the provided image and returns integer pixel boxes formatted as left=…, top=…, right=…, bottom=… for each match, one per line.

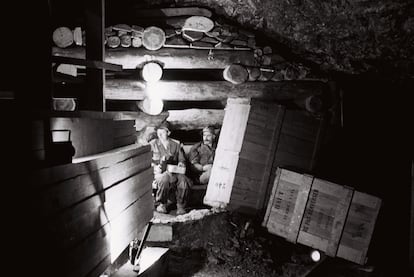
left=297, top=178, right=353, bottom=256
left=262, top=168, right=313, bottom=243
left=336, top=191, right=381, bottom=264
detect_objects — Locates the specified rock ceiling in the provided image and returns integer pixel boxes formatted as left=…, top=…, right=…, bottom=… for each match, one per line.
left=124, top=0, right=414, bottom=79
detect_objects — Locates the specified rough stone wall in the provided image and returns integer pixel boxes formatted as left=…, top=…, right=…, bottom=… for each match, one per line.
left=135, top=0, right=414, bottom=77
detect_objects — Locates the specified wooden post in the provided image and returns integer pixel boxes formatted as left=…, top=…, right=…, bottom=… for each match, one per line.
left=85, top=0, right=105, bottom=111
left=411, top=161, right=414, bottom=272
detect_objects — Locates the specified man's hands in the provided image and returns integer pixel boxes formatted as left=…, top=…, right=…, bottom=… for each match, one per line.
left=154, top=164, right=162, bottom=174
left=202, top=164, right=213, bottom=171
left=178, top=162, right=186, bottom=168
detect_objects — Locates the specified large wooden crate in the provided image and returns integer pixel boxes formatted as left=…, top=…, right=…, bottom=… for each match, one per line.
left=262, top=168, right=313, bottom=242
left=336, top=191, right=381, bottom=264
left=263, top=168, right=381, bottom=265
left=297, top=178, right=353, bottom=256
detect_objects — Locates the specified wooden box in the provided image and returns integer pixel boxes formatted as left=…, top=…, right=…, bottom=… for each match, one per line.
left=297, top=178, right=353, bottom=256
left=167, top=164, right=186, bottom=174
left=336, top=191, right=381, bottom=264
left=262, top=168, right=313, bottom=243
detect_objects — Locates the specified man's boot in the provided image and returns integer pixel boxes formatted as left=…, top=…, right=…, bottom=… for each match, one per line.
left=176, top=203, right=186, bottom=215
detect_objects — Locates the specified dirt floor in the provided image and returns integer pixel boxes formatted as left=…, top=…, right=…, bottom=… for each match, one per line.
left=143, top=209, right=383, bottom=277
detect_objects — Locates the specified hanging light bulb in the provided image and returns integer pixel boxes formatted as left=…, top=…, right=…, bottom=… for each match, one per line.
left=141, top=62, right=163, bottom=83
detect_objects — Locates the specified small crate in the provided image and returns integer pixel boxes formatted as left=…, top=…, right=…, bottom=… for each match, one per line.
left=336, top=191, right=381, bottom=264
left=262, top=168, right=313, bottom=243
left=297, top=178, right=353, bottom=256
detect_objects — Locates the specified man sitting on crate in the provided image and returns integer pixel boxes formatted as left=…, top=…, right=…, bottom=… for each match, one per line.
left=188, top=126, right=217, bottom=186
left=149, top=122, right=192, bottom=215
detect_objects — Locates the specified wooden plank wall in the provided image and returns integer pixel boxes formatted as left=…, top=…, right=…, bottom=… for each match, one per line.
left=229, top=100, right=284, bottom=213
left=31, top=145, right=153, bottom=277
left=31, top=117, right=136, bottom=161
left=228, top=100, right=322, bottom=215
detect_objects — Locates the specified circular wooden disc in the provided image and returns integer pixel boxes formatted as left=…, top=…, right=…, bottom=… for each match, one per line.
left=120, top=35, right=132, bottom=47
left=132, top=37, right=142, bottom=48
left=247, top=66, right=261, bottom=81
left=142, top=26, right=166, bottom=50
left=223, top=64, right=248, bottom=84
left=52, top=27, right=73, bottom=48
left=183, top=16, right=214, bottom=33
left=107, top=36, right=120, bottom=48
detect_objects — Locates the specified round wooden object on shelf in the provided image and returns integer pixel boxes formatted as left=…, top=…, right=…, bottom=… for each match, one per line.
left=53, top=27, right=73, bottom=48
left=183, top=16, right=214, bottom=33
left=142, top=26, right=166, bottom=50
left=246, top=66, right=261, bottom=81
left=107, top=36, right=121, bottom=48
left=132, top=37, right=142, bottom=48
left=120, top=35, right=132, bottom=47
left=223, top=64, right=248, bottom=85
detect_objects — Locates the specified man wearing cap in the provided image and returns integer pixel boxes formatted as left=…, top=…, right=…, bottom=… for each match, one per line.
left=188, top=126, right=217, bottom=186
left=150, top=122, right=192, bottom=215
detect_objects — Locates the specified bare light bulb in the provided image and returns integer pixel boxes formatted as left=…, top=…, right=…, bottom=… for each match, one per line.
left=141, top=62, right=163, bottom=83
left=310, top=250, right=321, bottom=262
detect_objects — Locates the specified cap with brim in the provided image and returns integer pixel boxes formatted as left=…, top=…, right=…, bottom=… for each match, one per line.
left=156, top=122, right=170, bottom=132
left=202, top=126, right=214, bottom=135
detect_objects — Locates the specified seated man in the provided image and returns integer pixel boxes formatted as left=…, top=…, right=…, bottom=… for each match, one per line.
left=150, top=122, right=192, bottom=215
left=188, top=126, right=217, bottom=186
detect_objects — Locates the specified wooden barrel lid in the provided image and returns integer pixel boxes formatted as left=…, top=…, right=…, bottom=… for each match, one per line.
left=142, top=26, right=166, bottom=50
left=107, top=36, right=121, bottom=48
left=223, top=64, right=248, bottom=84
left=182, top=16, right=214, bottom=33
left=53, top=27, right=73, bottom=48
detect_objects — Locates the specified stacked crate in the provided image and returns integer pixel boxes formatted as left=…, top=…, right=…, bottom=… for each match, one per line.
left=263, top=167, right=381, bottom=265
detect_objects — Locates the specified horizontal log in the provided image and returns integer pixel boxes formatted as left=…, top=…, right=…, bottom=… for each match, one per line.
left=52, top=47, right=256, bottom=69
left=126, top=7, right=212, bottom=18
left=167, top=109, right=224, bottom=130
left=51, top=55, right=122, bottom=71
left=105, top=80, right=326, bottom=101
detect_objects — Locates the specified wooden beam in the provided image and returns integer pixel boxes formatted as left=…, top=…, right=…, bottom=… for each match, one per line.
left=126, top=7, right=212, bottom=18
left=85, top=0, right=105, bottom=111
left=167, top=109, right=224, bottom=130
left=52, top=56, right=122, bottom=71
left=105, top=80, right=326, bottom=101
left=52, top=47, right=257, bottom=69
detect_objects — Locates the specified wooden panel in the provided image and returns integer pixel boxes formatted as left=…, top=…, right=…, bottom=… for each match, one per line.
left=235, top=158, right=265, bottom=179
left=49, top=117, right=115, bottom=158
left=274, top=150, right=312, bottom=172
left=216, top=98, right=250, bottom=152
left=243, top=123, right=274, bottom=147
left=46, top=168, right=153, bottom=249
left=64, top=191, right=153, bottom=277
left=204, top=149, right=239, bottom=208
left=297, top=178, right=353, bottom=256
left=337, top=191, right=381, bottom=264
left=239, top=141, right=269, bottom=165
left=278, top=134, right=315, bottom=158
left=263, top=168, right=313, bottom=243
left=113, top=135, right=136, bottom=148
left=38, top=151, right=152, bottom=217
left=32, top=145, right=150, bottom=186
